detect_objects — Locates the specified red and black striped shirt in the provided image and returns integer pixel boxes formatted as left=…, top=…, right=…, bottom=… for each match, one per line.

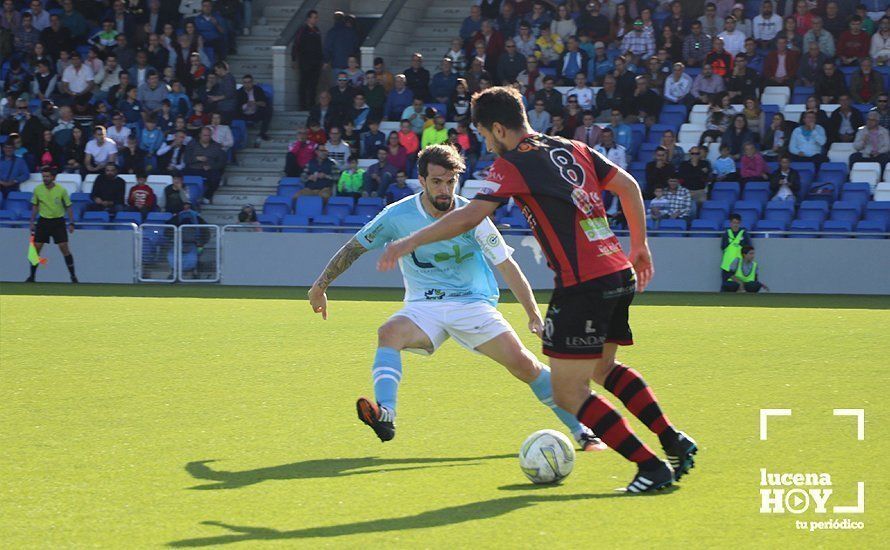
left=474, top=133, right=632, bottom=288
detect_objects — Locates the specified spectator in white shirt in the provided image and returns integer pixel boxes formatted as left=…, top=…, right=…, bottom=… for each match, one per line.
left=752, top=1, right=782, bottom=48
left=565, top=72, right=594, bottom=111
left=60, top=52, right=95, bottom=107
left=594, top=128, right=627, bottom=169
left=105, top=113, right=131, bottom=149
left=870, top=16, right=890, bottom=66
left=84, top=126, right=119, bottom=174
left=664, top=62, right=694, bottom=105
left=718, top=16, right=746, bottom=57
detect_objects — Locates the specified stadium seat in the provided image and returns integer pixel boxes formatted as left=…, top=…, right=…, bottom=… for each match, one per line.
left=855, top=220, right=887, bottom=238
left=145, top=212, right=172, bottom=223
left=764, top=202, right=795, bottom=226
left=647, top=124, right=675, bottom=142
left=742, top=181, right=771, bottom=204
left=281, top=214, right=310, bottom=233
left=788, top=219, right=821, bottom=237
left=657, top=218, right=687, bottom=236
left=257, top=213, right=280, bottom=231
left=875, top=181, right=890, bottom=201
left=865, top=201, right=890, bottom=227
left=753, top=219, right=787, bottom=237
left=661, top=104, right=687, bottom=118
left=81, top=211, right=110, bottom=230
left=797, top=201, right=830, bottom=223
left=849, top=162, right=881, bottom=189
left=678, top=123, right=704, bottom=143
left=841, top=182, right=872, bottom=208
left=699, top=200, right=731, bottom=224
left=733, top=199, right=764, bottom=217
left=311, top=214, right=341, bottom=231
left=325, top=196, right=354, bottom=220
left=501, top=213, right=529, bottom=229
left=263, top=196, right=292, bottom=219
left=689, top=218, right=720, bottom=236
left=4, top=192, right=33, bottom=219
left=762, top=86, right=790, bottom=107
left=733, top=208, right=761, bottom=227
left=343, top=214, right=373, bottom=227
left=638, top=142, right=658, bottom=159
left=822, top=220, right=854, bottom=238
left=230, top=119, right=248, bottom=149
left=295, top=195, right=324, bottom=218
left=355, top=197, right=385, bottom=217
left=711, top=181, right=740, bottom=204
left=828, top=142, right=854, bottom=164
left=113, top=212, right=142, bottom=229
left=830, top=201, right=863, bottom=223
left=817, top=162, right=847, bottom=184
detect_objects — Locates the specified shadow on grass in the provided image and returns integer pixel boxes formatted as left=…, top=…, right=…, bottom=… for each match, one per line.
left=3, top=282, right=888, bottom=309
left=167, top=489, right=664, bottom=547
left=185, top=455, right=515, bottom=490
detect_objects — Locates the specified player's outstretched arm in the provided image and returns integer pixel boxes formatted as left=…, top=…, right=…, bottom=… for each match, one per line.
left=307, top=237, right=367, bottom=319
left=377, top=200, right=498, bottom=271
left=604, top=168, right=654, bottom=292
left=496, top=257, right=545, bottom=338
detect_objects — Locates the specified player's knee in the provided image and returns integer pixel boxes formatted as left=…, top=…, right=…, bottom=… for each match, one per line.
left=508, top=350, right=541, bottom=383
left=591, top=360, right=617, bottom=387
left=376, top=323, right=406, bottom=350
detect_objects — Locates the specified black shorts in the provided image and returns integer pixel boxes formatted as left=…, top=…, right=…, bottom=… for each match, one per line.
left=542, top=268, right=635, bottom=359
left=35, top=217, right=68, bottom=244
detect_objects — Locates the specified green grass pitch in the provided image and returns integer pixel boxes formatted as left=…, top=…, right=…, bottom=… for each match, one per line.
left=1, top=284, right=888, bottom=548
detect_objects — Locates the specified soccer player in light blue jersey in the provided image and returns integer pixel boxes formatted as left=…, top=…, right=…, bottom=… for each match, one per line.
left=308, top=144, right=604, bottom=451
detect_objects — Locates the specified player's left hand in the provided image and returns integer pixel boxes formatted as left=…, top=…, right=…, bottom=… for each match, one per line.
left=377, top=238, right=414, bottom=271
left=68, top=223, right=75, bottom=234
left=528, top=314, right=544, bottom=340
left=308, top=285, right=328, bottom=319
left=628, top=241, right=654, bottom=293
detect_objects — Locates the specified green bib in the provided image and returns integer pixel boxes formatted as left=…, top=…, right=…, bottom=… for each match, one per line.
left=720, top=228, right=745, bottom=271
left=730, top=260, right=758, bottom=283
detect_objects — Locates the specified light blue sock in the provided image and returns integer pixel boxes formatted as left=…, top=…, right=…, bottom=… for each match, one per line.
left=372, top=347, right=402, bottom=414
left=529, top=367, right=587, bottom=438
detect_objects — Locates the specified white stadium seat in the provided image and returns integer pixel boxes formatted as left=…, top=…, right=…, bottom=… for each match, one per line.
left=357, top=159, right=375, bottom=169
left=18, top=173, right=76, bottom=194
left=883, top=164, right=890, bottom=182
left=689, top=111, right=708, bottom=125
left=147, top=175, right=172, bottom=186
left=782, top=104, right=806, bottom=121
left=828, top=142, right=854, bottom=164
left=763, top=86, right=791, bottom=102
left=679, top=123, right=704, bottom=144
left=821, top=104, right=840, bottom=114
left=761, top=93, right=789, bottom=108
left=379, top=121, right=400, bottom=134
left=875, top=188, right=890, bottom=201
left=849, top=162, right=881, bottom=189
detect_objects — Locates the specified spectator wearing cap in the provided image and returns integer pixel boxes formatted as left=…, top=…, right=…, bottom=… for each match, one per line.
left=851, top=111, right=890, bottom=169
left=528, top=98, right=551, bottom=133
left=498, top=40, right=526, bottom=84
left=421, top=113, right=449, bottom=149
left=324, top=11, right=358, bottom=77
left=663, top=176, right=693, bottom=221
left=558, top=36, right=588, bottom=85
left=682, top=20, right=712, bottom=68
left=664, top=62, right=694, bottom=106
left=514, top=23, right=537, bottom=59
left=587, top=42, right=613, bottom=85
left=431, top=58, right=458, bottom=105
left=384, top=75, right=413, bottom=121
left=363, top=147, right=398, bottom=197
left=622, top=20, right=655, bottom=60
left=404, top=53, right=431, bottom=101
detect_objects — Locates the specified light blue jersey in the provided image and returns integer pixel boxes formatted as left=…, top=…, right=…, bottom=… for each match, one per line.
left=356, top=193, right=513, bottom=306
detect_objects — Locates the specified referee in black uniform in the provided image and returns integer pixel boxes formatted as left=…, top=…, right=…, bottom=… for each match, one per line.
left=27, top=166, right=78, bottom=283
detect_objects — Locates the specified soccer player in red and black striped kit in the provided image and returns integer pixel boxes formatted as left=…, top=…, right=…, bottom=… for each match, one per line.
left=379, top=86, right=697, bottom=493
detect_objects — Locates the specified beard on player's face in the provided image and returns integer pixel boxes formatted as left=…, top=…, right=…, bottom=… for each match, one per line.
left=426, top=190, right=454, bottom=211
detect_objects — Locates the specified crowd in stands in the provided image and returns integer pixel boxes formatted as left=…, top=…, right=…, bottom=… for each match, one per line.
left=285, top=0, right=890, bottom=233
left=0, top=0, right=267, bottom=215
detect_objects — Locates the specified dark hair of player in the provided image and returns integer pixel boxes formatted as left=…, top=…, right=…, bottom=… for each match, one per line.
left=416, top=144, right=466, bottom=178
left=471, top=86, right=528, bottom=131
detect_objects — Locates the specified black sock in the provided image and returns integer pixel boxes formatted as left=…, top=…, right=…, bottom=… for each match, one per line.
left=64, top=254, right=76, bottom=277
left=29, top=263, right=37, bottom=279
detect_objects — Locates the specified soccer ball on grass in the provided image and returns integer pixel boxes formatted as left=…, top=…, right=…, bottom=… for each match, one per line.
left=518, top=429, right=575, bottom=484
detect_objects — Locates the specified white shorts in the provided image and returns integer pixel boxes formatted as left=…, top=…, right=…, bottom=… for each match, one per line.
left=391, top=301, right=515, bottom=355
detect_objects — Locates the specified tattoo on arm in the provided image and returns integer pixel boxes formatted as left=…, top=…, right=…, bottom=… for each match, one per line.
left=313, top=238, right=367, bottom=290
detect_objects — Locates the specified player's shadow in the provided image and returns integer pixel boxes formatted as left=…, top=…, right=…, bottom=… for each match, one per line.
left=185, top=455, right=515, bottom=490
left=167, top=492, right=635, bottom=547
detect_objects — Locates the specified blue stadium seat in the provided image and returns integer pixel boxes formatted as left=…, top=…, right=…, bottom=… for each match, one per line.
left=865, top=201, right=890, bottom=227
left=753, top=219, right=787, bottom=237
left=711, top=182, right=740, bottom=204
left=355, top=197, right=385, bottom=217
left=325, top=196, right=355, bottom=220
left=733, top=199, right=764, bottom=216
left=70, top=192, right=91, bottom=203
left=657, top=113, right=684, bottom=132
left=501, top=214, right=529, bottom=229
left=279, top=177, right=302, bottom=186
left=841, top=182, right=871, bottom=208
left=0, top=209, right=16, bottom=227
left=797, top=201, right=830, bottom=222
left=277, top=183, right=303, bottom=198
left=733, top=207, right=761, bottom=227
left=829, top=201, right=862, bottom=223
left=295, top=195, right=324, bottom=218
left=699, top=200, right=731, bottom=224
left=657, top=218, right=687, bottom=236
left=281, top=214, right=310, bottom=233
left=230, top=119, right=248, bottom=149
left=764, top=202, right=795, bottom=226
left=258, top=83, right=274, bottom=106
left=343, top=214, right=373, bottom=226
left=822, top=220, right=854, bottom=238
left=817, top=162, right=848, bottom=189
left=263, top=196, right=292, bottom=219
left=638, top=142, right=658, bottom=159
left=629, top=161, right=647, bottom=172
left=4, top=191, right=32, bottom=219
left=661, top=103, right=687, bottom=117
left=311, top=214, right=341, bottom=231
left=855, top=220, right=886, bottom=238
left=257, top=213, right=280, bottom=231
left=689, top=218, right=720, bottom=236
left=629, top=129, right=644, bottom=158
left=145, top=212, right=172, bottom=223
left=742, top=181, right=771, bottom=204
left=788, top=219, right=821, bottom=237
left=81, top=211, right=110, bottom=230
left=113, top=212, right=142, bottom=228
left=425, top=103, right=447, bottom=117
